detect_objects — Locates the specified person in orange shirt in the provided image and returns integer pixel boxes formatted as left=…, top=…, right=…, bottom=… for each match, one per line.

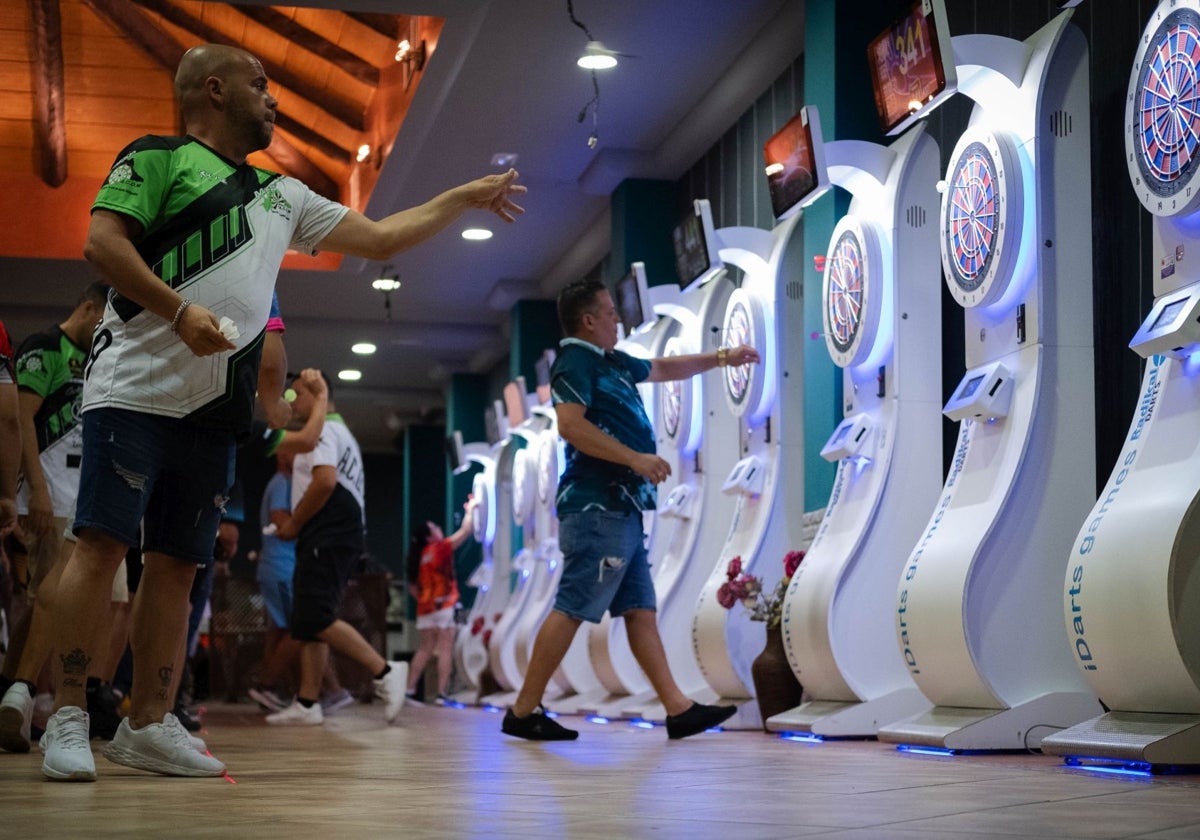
left=404, top=501, right=476, bottom=704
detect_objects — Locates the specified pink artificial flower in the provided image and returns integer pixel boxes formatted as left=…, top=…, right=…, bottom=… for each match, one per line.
left=726, top=556, right=743, bottom=581
left=717, top=582, right=737, bottom=609
left=784, top=550, right=805, bottom=579
left=729, top=576, right=754, bottom=601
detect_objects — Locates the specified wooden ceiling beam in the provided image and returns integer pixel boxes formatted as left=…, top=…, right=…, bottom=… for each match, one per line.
left=265, top=133, right=338, bottom=201
left=82, top=0, right=349, bottom=180
left=130, top=0, right=366, bottom=133
left=236, top=6, right=379, bottom=86
left=346, top=12, right=403, bottom=41
left=274, top=113, right=351, bottom=164
left=29, top=0, right=68, bottom=187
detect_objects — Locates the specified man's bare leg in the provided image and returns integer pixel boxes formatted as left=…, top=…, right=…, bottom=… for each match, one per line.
left=622, top=608, right=691, bottom=716
left=434, top=627, right=455, bottom=696
left=128, top=552, right=196, bottom=729
left=512, top=610, right=581, bottom=717
left=50, top=530, right=126, bottom=711
left=315, top=619, right=385, bottom=676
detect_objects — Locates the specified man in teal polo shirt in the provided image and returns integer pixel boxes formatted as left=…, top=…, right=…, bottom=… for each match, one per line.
left=503, top=278, right=760, bottom=741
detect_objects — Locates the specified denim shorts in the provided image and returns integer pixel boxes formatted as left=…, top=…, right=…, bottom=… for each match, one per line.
left=554, top=510, right=656, bottom=624
left=73, top=407, right=235, bottom=565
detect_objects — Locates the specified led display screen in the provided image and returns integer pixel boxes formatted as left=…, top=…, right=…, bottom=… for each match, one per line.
left=615, top=270, right=645, bottom=335
left=868, top=0, right=950, bottom=134
left=764, top=110, right=819, bottom=221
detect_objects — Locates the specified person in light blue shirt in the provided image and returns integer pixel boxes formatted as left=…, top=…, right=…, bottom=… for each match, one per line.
left=503, top=278, right=759, bottom=742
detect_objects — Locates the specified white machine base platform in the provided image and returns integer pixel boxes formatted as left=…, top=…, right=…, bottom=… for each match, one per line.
left=1040, top=712, right=1200, bottom=766
left=877, top=692, right=1102, bottom=750
left=766, top=688, right=931, bottom=738
left=479, top=690, right=518, bottom=709
left=545, top=688, right=611, bottom=716
left=574, top=693, right=633, bottom=719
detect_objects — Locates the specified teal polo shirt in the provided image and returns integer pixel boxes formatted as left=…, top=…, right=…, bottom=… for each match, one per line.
left=551, top=337, right=656, bottom=514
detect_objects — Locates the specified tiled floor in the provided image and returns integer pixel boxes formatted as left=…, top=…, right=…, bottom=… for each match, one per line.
left=2, top=700, right=1200, bottom=839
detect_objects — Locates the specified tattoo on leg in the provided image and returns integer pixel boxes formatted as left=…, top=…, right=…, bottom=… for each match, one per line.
left=60, top=648, right=91, bottom=688
left=157, top=664, right=174, bottom=700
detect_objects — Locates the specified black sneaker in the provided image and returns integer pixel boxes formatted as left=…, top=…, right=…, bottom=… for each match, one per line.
left=501, top=706, right=579, bottom=741
left=172, top=703, right=202, bottom=733
left=665, top=702, right=737, bottom=740
left=86, top=682, right=122, bottom=740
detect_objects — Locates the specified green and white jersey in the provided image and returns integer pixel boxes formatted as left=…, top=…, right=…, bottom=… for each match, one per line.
left=15, top=326, right=88, bottom=516
left=85, top=135, right=348, bottom=436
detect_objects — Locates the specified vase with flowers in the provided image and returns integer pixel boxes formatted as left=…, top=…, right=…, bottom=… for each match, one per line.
left=718, top=550, right=805, bottom=728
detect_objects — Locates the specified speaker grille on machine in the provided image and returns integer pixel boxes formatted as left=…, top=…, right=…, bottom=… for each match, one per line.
left=1050, top=109, right=1073, bottom=138
left=786, top=280, right=802, bottom=301
left=905, top=205, right=927, bottom=228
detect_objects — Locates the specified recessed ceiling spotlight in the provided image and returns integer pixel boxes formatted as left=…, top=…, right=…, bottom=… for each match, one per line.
left=338, top=369, right=363, bottom=382
left=372, top=277, right=401, bottom=291
left=491, top=152, right=518, bottom=168
left=462, top=228, right=493, bottom=241
left=351, top=342, right=377, bottom=355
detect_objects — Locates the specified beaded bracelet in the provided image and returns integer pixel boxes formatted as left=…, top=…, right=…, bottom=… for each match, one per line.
left=170, top=298, right=193, bottom=334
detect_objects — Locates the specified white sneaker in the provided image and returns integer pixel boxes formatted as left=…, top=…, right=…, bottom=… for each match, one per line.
left=102, top=713, right=226, bottom=777
left=320, top=688, right=355, bottom=715
left=0, top=682, right=32, bottom=753
left=248, top=685, right=289, bottom=712
left=40, top=706, right=96, bottom=782
left=373, top=662, right=409, bottom=724
left=265, top=700, right=324, bottom=726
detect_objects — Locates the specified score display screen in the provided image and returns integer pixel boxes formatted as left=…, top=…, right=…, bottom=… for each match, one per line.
left=1153, top=297, right=1190, bottom=330
left=673, top=213, right=711, bottom=290
left=868, top=0, right=949, bottom=134
left=615, top=271, right=645, bottom=336
left=764, top=110, right=818, bottom=220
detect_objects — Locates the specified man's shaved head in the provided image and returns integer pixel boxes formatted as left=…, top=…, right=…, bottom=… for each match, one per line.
left=175, top=44, right=257, bottom=111
left=173, top=43, right=276, bottom=160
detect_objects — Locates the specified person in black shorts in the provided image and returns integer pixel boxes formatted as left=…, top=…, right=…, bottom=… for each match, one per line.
left=40, top=42, right=526, bottom=782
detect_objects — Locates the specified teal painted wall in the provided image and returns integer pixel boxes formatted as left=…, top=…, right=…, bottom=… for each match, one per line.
left=509, top=299, right=560, bottom=387
left=444, top=373, right=488, bottom=608
left=400, top=423, right=446, bottom=619
left=610, top=179, right=677, bottom=287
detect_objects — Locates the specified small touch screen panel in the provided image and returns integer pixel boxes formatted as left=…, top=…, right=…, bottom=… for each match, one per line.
left=959, top=374, right=986, bottom=400
left=868, top=0, right=951, bottom=134
left=1152, top=296, right=1190, bottom=330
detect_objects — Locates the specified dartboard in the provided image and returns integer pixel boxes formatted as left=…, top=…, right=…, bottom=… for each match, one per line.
left=1127, top=4, right=1200, bottom=216
left=940, top=129, right=1024, bottom=309
left=720, top=288, right=771, bottom=423
left=827, top=231, right=864, bottom=351
left=823, top=216, right=883, bottom=368
left=471, top=472, right=491, bottom=544
left=663, top=377, right=682, bottom=439
left=724, top=300, right=753, bottom=405
left=946, top=143, right=999, bottom=293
